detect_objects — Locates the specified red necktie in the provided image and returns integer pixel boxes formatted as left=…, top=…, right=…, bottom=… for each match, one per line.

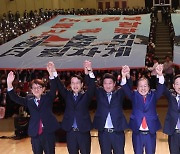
left=37, top=100, right=43, bottom=135
left=142, top=97, right=147, bottom=129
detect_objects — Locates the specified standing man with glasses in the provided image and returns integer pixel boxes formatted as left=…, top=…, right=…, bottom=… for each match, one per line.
left=6, top=62, right=60, bottom=154
left=163, top=74, right=180, bottom=154
left=50, top=60, right=96, bottom=154
left=93, top=72, right=131, bottom=154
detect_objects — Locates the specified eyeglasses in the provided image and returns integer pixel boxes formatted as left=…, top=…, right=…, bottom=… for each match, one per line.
left=31, top=86, right=43, bottom=90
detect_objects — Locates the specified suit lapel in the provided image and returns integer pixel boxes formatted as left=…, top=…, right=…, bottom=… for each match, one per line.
left=29, top=97, right=39, bottom=110
left=38, top=95, right=45, bottom=109
left=144, top=92, right=153, bottom=110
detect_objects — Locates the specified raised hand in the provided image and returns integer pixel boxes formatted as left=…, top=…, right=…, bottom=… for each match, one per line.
left=84, top=60, right=92, bottom=75
left=156, top=64, right=163, bottom=76
left=7, top=71, right=15, bottom=88
left=47, top=61, right=56, bottom=77
left=121, top=65, right=130, bottom=78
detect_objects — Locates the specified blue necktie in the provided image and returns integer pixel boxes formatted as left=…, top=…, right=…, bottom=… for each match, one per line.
left=72, top=94, right=78, bottom=128
left=177, top=96, right=180, bottom=129
left=107, top=93, right=112, bottom=103
left=105, top=92, right=113, bottom=128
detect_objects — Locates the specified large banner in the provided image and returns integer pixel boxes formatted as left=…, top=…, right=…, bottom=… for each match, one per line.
left=0, top=14, right=150, bottom=70
left=172, top=14, right=180, bottom=65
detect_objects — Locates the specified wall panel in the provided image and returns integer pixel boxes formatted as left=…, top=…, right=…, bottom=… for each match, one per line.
left=16, top=0, right=26, bottom=15
left=44, top=0, right=53, bottom=9
left=0, top=0, right=7, bottom=16
left=0, top=0, right=146, bottom=18
left=24, top=0, right=35, bottom=12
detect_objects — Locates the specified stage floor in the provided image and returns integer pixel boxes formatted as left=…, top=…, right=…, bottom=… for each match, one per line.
left=0, top=98, right=170, bottom=154
left=0, top=130, right=169, bottom=154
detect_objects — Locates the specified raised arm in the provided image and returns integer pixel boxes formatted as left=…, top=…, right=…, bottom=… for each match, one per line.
left=49, top=62, right=68, bottom=98
left=7, top=71, right=27, bottom=106
left=83, top=60, right=96, bottom=97
left=121, top=65, right=134, bottom=101
left=7, top=71, right=15, bottom=89
left=46, top=61, right=58, bottom=99
left=155, top=64, right=165, bottom=100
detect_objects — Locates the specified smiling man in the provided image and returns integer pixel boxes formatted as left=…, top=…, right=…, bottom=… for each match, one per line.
left=121, top=64, right=165, bottom=154
left=93, top=72, right=132, bottom=154
left=6, top=62, right=60, bottom=154
left=51, top=60, right=96, bottom=154
left=163, top=74, right=180, bottom=154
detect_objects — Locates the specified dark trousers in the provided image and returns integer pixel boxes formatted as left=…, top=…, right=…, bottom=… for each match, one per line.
left=98, top=130, right=125, bottom=154
left=132, top=131, right=156, bottom=154
left=168, top=131, right=180, bottom=154
left=31, top=132, right=55, bottom=154
left=66, top=129, right=91, bottom=154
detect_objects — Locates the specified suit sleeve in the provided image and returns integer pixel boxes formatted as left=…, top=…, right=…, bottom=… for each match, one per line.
left=56, top=77, right=68, bottom=98
left=85, top=75, right=96, bottom=99
left=121, top=82, right=134, bottom=102
left=7, top=89, right=27, bottom=107
left=46, top=78, right=57, bottom=100
left=155, top=82, right=165, bottom=101
left=163, top=85, right=171, bottom=102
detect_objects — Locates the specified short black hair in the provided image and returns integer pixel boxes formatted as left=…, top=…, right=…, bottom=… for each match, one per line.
left=102, top=73, right=116, bottom=83
left=71, top=74, right=83, bottom=83
left=173, top=74, right=180, bottom=84
left=30, top=79, right=45, bottom=88
left=137, top=77, right=150, bottom=87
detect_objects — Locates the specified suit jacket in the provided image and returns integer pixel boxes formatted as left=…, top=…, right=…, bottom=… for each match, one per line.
left=163, top=88, right=179, bottom=135
left=122, top=83, right=164, bottom=134
left=93, top=87, right=128, bottom=132
left=56, top=75, right=96, bottom=132
left=7, top=78, right=60, bottom=137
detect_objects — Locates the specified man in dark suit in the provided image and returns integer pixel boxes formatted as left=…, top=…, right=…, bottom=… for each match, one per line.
left=93, top=72, right=130, bottom=154
left=7, top=62, right=60, bottom=154
left=121, top=64, right=164, bottom=154
left=52, top=60, right=95, bottom=154
left=163, top=74, right=180, bottom=154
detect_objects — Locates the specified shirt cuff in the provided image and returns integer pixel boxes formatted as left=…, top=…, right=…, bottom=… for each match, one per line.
left=157, top=75, right=164, bottom=84
left=121, top=77, right=127, bottom=86
left=89, top=72, right=95, bottom=78
left=49, top=72, right=58, bottom=79
left=7, top=87, right=13, bottom=91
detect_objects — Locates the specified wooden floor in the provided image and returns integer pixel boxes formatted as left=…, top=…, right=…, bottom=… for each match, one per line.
left=0, top=98, right=170, bottom=154
left=0, top=130, right=169, bottom=154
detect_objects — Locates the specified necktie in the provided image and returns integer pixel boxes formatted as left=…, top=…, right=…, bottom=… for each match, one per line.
left=177, top=96, right=180, bottom=129
left=142, top=96, right=148, bottom=129
left=37, top=100, right=43, bottom=135
left=74, top=94, right=77, bottom=101
left=105, top=92, right=113, bottom=128
left=107, top=93, right=112, bottom=103
left=72, top=94, right=78, bottom=128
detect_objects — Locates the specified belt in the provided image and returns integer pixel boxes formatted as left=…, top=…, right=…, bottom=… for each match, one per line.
left=175, top=129, right=180, bottom=134
left=139, top=130, right=149, bottom=135
left=72, top=127, right=79, bottom=131
left=104, top=128, right=114, bottom=133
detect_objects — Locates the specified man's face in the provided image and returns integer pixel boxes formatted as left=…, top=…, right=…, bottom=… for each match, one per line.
left=103, top=78, right=116, bottom=93
left=137, top=79, right=150, bottom=96
left=31, top=83, right=45, bottom=99
left=173, top=77, right=180, bottom=95
left=70, top=77, right=83, bottom=94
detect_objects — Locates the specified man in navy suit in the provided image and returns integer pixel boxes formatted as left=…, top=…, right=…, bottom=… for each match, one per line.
left=6, top=62, right=60, bottom=154
left=51, top=60, right=95, bottom=154
left=93, top=72, right=130, bottom=154
left=121, top=64, right=164, bottom=154
left=163, top=74, right=180, bottom=154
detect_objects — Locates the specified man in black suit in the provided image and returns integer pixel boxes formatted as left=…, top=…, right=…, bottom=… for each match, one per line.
left=51, top=60, right=96, bottom=154
left=163, top=74, right=180, bottom=154
left=93, top=72, right=130, bottom=154
left=7, top=62, right=60, bottom=154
